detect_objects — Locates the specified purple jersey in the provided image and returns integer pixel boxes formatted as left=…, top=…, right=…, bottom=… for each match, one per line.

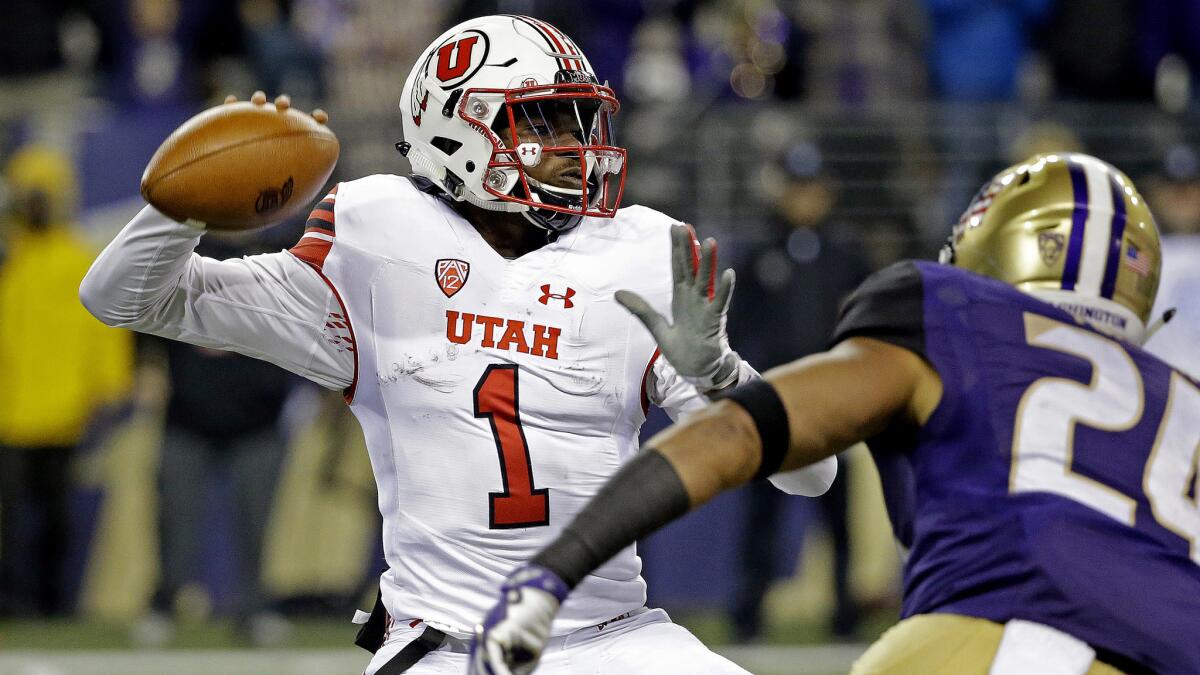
left=832, top=260, right=1200, bottom=674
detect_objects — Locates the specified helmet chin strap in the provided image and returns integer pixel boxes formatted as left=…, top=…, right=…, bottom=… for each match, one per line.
left=407, top=142, right=594, bottom=231
left=519, top=198, right=584, bottom=233
left=463, top=178, right=578, bottom=233
left=520, top=210, right=554, bottom=231
left=518, top=175, right=592, bottom=232
left=463, top=189, right=526, bottom=213
left=406, top=142, right=526, bottom=213
left=1146, top=308, right=1177, bottom=340
left=1026, top=289, right=1148, bottom=345
left=526, top=176, right=584, bottom=197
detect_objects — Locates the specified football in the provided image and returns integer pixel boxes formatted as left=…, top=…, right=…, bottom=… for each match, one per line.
left=140, top=92, right=339, bottom=230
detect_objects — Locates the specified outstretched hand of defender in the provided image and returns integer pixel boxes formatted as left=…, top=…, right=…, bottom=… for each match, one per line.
left=470, top=565, right=569, bottom=675
left=616, top=224, right=739, bottom=394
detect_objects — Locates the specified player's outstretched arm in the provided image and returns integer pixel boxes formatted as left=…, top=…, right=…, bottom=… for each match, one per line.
left=81, top=90, right=351, bottom=390
left=630, top=223, right=838, bottom=496
left=469, top=337, right=939, bottom=674
left=661, top=337, right=939, bottom=500
left=617, top=224, right=742, bottom=394
left=79, top=205, right=354, bottom=390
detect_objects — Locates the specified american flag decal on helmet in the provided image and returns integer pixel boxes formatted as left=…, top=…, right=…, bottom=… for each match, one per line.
left=1123, top=243, right=1153, bottom=277
left=960, top=178, right=1004, bottom=228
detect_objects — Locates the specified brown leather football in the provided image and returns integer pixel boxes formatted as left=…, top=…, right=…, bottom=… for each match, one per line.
left=141, top=93, right=339, bottom=230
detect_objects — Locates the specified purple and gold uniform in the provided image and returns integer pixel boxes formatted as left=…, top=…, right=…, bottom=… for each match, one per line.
left=833, top=260, right=1200, bottom=674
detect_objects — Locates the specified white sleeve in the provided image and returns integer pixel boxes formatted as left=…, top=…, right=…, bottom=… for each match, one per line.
left=647, top=354, right=759, bottom=422
left=646, top=355, right=838, bottom=497
left=80, top=205, right=355, bottom=390
left=768, top=455, right=837, bottom=497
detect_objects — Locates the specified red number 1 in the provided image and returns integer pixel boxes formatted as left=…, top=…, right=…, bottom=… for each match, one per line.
left=473, top=365, right=549, bottom=528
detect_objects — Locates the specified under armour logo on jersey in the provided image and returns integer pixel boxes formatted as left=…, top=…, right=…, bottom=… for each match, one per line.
left=436, top=258, right=470, bottom=298
left=538, top=284, right=575, bottom=308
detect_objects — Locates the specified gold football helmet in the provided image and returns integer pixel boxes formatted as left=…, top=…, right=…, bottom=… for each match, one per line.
left=940, top=153, right=1161, bottom=344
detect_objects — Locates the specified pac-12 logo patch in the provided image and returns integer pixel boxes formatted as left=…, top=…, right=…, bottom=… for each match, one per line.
left=436, top=259, right=470, bottom=298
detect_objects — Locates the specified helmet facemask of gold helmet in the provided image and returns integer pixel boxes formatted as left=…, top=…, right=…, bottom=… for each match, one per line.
left=939, top=153, right=1162, bottom=345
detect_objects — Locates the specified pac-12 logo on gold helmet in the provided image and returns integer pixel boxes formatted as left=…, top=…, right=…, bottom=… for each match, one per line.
left=942, top=152, right=1161, bottom=344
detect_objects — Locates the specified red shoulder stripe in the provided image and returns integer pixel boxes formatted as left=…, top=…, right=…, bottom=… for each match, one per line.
left=290, top=184, right=339, bottom=269
left=301, top=259, right=358, bottom=405
left=308, top=208, right=335, bottom=225
left=290, top=182, right=354, bottom=401
left=290, top=233, right=333, bottom=270
left=640, top=348, right=662, bottom=416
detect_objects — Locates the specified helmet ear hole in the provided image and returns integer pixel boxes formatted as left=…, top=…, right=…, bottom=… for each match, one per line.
left=431, top=137, right=463, bottom=156
left=1018, top=171, right=1032, bottom=186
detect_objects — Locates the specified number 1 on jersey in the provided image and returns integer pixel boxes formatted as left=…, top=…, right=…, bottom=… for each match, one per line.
left=474, top=365, right=549, bottom=528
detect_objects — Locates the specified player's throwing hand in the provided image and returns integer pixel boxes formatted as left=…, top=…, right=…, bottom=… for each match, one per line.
left=470, top=565, right=569, bottom=675
left=616, top=224, right=739, bottom=393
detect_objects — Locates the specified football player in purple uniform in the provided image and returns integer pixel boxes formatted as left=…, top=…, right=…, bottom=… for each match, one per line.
left=472, top=153, right=1200, bottom=675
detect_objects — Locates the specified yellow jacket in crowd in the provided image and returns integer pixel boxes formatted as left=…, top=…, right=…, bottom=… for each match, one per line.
left=0, top=146, right=133, bottom=447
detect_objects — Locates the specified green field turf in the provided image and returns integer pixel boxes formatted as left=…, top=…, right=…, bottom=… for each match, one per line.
left=0, top=611, right=890, bottom=674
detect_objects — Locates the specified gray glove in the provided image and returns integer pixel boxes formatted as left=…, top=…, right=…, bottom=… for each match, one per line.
left=616, top=224, right=740, bottom=394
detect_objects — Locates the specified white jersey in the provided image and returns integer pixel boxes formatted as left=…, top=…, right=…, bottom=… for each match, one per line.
left=1146, top=234, right=1200, bottom=379
left=80, top=174, right=835, bottom=638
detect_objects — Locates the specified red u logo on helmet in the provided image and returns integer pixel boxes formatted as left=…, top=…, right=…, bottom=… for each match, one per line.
left=436, top=36, right=480, bottom=82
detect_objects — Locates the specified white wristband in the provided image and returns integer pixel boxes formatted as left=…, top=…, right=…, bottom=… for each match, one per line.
left=690, top=352, right=742, bottom=394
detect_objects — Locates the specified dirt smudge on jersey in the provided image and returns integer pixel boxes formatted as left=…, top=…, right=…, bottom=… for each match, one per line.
left=378, top=353, right=461, bottom=393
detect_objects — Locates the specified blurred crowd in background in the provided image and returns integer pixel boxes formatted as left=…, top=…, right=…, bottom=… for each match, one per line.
left=3, top=0, right=1200, bottom=650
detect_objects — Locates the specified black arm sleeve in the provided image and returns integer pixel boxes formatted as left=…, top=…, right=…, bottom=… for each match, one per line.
left=532, top=449, right=690, bottom=588
left=713, top=378, right=790, bottom=481
left=828, top=260, right=928, bottom=360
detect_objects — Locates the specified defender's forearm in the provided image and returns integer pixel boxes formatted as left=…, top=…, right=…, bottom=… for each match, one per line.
left=527, top=340, right=932, bottom=589
left=531, top=398, right=764, bottom=588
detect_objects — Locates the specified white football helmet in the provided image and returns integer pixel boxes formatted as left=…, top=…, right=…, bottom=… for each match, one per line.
left=399, top=15, right=627, bottom=232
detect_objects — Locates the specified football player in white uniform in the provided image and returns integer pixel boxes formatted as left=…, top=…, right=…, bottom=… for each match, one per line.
left=80, top=15, right=836, bottom=674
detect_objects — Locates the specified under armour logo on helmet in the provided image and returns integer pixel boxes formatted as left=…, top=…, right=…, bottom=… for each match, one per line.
left=518, top=143, right=543, bottom=167
left=538, top=284, right=575, bottom=308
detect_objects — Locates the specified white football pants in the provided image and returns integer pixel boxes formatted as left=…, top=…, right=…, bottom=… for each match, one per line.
left=363, top=608, right=748, bottom=674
